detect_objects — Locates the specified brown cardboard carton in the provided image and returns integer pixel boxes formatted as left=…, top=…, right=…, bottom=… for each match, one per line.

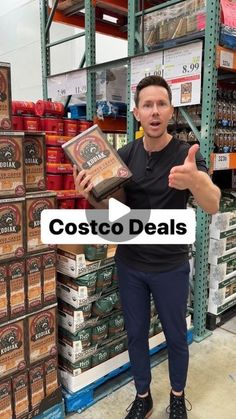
left=25, top=191, right=57, bottom=253
left=0, top=378, right=13, bottom=419
left=26, top=255, right=43, bottom=313
left=0, top=319, right=26, bottom=378
left=9, top=259, right=26, bottom=319
left=0, top=62, right=12, bottom=131
left=28, top=307, right=57, bottom=364
left=24, top=132, right=46, bottom=192
left=62, top=124, right=132, bottom=201
left=12, top=371, right=29, bottom=418
left=0, top=264, right=8, bottom=322
left=0, top=132, right=25, bottom=197
left=42, top=251, right=57, bottom=306
left=29, top=363, right=45, bottom=410
left=0, top=197, right=25, bottom=261
left=44, top=356, right=59, bottom=397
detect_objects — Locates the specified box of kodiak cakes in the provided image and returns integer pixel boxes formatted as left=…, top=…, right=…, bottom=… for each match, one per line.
left=0, top=263, right=8, bottom=323
left=27, top=306, right=57, bottom=365
left=25, top=254, right=43, bottom=313
left=12, top=371, right=29, bottom=419
left=25, top=191, right=57, bottom=254
left=42, top=251, right=57, bottom=306
left=8, top=259, right=26, bottom=319
left=0, top=62, right=12, bottom=130
left=24, top=132, right=46, bottom=192
left=0, top=319, right=26, bottom=378
left=0, top=197, right=25, bottom=261
left=29, top=363, right=45, bottom=411
left=44, top=356, right=59, bottom=397
left=62, top=124, right=132, bottom=201
left=0, top=132, right=25, bottom=197
left=0, top=378, right=13, bottom=418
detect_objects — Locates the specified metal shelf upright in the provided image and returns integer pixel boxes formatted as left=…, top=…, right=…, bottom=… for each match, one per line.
left=39, top=0, right=96, bottom=115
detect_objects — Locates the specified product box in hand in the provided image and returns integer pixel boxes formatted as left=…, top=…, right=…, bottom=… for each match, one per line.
left=62, top=124, right=132, bottom=201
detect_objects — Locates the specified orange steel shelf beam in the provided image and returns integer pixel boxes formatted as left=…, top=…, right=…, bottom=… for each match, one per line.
left=93, top=0, right=128, bottom=15
left=52, top=10, right=127, bottom=40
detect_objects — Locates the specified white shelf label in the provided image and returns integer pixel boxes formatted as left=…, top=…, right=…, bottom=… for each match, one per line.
left=47, top=74, right=67, bottom=99
left=66, top=69, right=87, bottom=97
left=220, top=50, right=234, bottom=69
left=164, top=41, right=202, bottom=107
left=130, top=51, right=163, bottom=110
left=47, top=69, right=87, bottom=99
left=214, top=153, right=230, bottom=170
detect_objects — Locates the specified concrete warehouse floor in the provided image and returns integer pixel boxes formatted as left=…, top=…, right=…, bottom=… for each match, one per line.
left=67, top=317, right=236, bottom=419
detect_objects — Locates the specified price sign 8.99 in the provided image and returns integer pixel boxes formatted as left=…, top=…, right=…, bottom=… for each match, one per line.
left=164, top=41, right=203, bottom=107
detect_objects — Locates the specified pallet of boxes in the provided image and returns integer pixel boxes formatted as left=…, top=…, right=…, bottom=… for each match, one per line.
left=0, top=62, right=64, bottom=419
left=57, top=243, right=185, bottom=414
left=207, top=191, right=236, bottom=329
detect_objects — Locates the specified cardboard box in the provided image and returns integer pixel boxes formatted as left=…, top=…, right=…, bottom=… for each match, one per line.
left=42, top=251, right=57, bottom=306
left=25, top=191, right=57, bottom=254
left=209, top=262, right=236, bottom=288
left=0, top=132, right=25, bottom=197
left=29, top=363, right=45, bottom=410
left=57, top=244, right=115, bottom=278
left=0, top=263, right=8, bottom=323
left=24, top=132, right=46, bottom=192
left=62, top=124, right=132, bottom=201
left=208, top=280, right=236, bottom=315
left=0, top=62, right=12, bottom=130
left=208, top=238, right=236, bottom=265
left=12, top=371, right=29, bottom=418
left=0, top=319, right=26, bottom=378
left=58, top=329, right=95, bottom=364
left=26, top=254, right=43, bottom=313
left=44, top=356, right=59, bottom=397
left=58, top=300, right=93, bottom=334
left=0, top=378, right=13, bottom=418
left=210, top=211, right=236, bottom=232
left=9, top=259, right=26, bottom=319
left=27, top=307, right=57, bottom=365
left=0, top=197, right=25, bottom=261
left=57, top=275, right=99, bottom=309
left=96, top=67, right=127, bottom=103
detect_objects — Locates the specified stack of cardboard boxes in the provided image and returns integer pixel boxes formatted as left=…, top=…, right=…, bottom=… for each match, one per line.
left=208, top=193, right=236, bottom=317
left=0, top=62, right=63, bottom=419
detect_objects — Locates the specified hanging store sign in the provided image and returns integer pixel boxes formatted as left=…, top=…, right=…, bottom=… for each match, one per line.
left=47, top=69, right=87, bottom=99
left=163, top=41, right=202, bottom=107
left=130, top=51, right=163, bottom=110
left=130, top=41, right=202, bottom=110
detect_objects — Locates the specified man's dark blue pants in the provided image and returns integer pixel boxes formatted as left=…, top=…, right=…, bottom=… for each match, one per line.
left=116, top=259, right=190, bottom=395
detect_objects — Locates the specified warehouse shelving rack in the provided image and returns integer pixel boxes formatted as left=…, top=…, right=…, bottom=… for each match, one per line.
left=39, top=0, right=221, bottom=341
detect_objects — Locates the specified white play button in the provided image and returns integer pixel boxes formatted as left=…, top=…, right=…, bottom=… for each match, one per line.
left=108, top=197, right=131, bottom=223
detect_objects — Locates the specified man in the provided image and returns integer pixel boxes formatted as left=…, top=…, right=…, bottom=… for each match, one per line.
left=73, top=75, right=221, bottom=419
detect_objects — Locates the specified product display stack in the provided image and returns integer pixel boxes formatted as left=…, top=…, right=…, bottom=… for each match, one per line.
left=207, top=191, right=236, bottom=328
left=0, top=62, right=64, bottom=419
left=56, top=243, right=191, bottom=414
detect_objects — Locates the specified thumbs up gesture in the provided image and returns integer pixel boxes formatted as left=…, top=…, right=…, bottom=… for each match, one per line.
left=168, top=144, right=199, bottom=190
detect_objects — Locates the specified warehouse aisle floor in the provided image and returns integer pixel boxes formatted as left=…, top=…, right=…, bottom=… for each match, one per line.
left=67, top=317, right=236, bottom=419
